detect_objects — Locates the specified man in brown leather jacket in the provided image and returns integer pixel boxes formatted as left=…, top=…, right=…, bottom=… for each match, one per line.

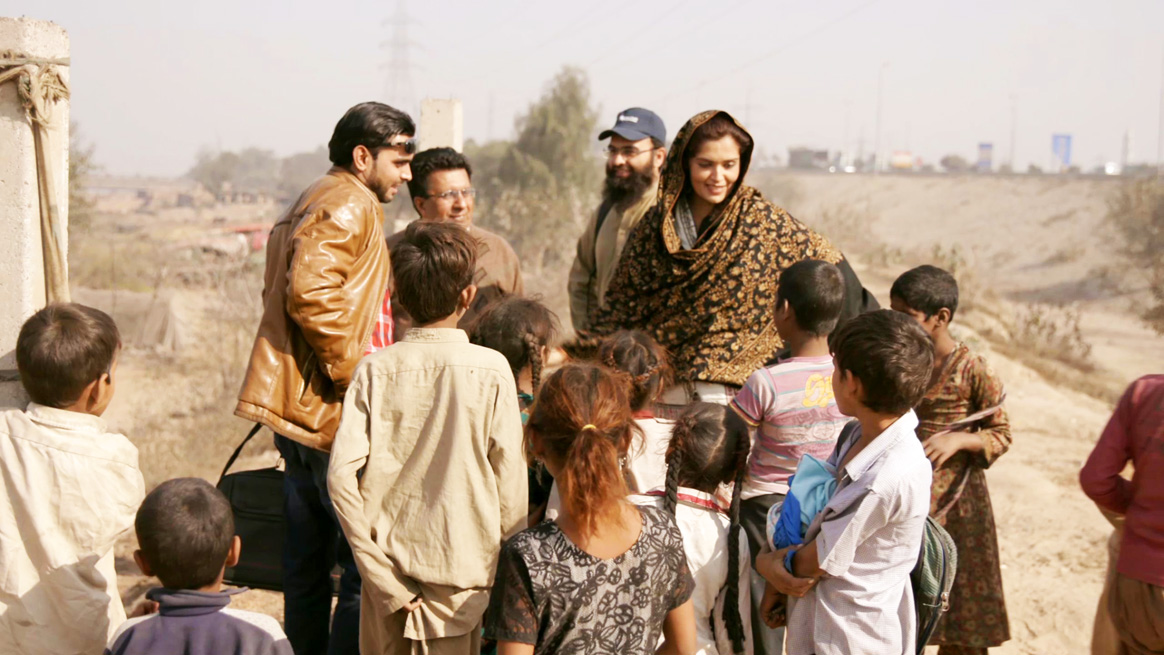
left=235, top=101, right=415, bottom=655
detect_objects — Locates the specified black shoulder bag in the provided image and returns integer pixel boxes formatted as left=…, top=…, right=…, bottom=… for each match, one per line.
left=216, top=424, right=285, bottom=591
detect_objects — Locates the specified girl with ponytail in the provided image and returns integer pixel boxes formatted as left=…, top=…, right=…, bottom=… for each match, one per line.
left=631, top=402, right=753, bottom=655
left=484, top=363, right=697, bottom=655
left=598, top=330, right=674, bottom=494
left=468, top=297, right=559, bottom=515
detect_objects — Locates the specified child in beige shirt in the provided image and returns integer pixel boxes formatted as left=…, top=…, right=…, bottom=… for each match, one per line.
left=328, top=222, right=527, bottom=655
left=0, top=303, right=145, bottom=655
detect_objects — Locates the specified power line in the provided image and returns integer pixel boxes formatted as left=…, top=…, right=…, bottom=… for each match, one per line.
left=528, top=0, right=623, bottom=54
left=662, top=0, right=889, bottom=102
left=587, top=0, right=719, bottom=70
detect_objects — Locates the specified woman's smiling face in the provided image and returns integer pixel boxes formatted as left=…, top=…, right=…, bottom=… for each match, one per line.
left=687, top=135, right=741, bottom=207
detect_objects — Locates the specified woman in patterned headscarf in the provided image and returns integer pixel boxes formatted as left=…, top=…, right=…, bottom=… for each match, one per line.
left=590, top=110, right=876, bottom=415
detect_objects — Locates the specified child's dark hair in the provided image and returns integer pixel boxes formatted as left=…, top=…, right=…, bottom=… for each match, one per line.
left=890, top=265, right=959, bottom=320
left=135, top=478, right=235, bottom=590
left=777, top=259, right=845, bottom=336
left=525, top=363, right=640, bottom=536
left=16, top=303, right=120, bottom=408
left=597, top=330, right=671, bottom=412
left=468, top=297, right=559, bottom=391
left=391, top=221, right=477, bottom=325
left=830, top=310, right=934, bottom=415
left=665, top=402, right=750, bottom=654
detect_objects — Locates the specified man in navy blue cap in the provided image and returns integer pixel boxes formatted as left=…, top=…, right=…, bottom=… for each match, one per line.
left=568, top=108, right=667, bottom=332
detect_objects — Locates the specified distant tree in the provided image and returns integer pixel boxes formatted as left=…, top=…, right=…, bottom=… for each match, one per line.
left=507, top=67, right=600, bottom=194
left=187, top=148, right=283, bottom=198
left=471, top=66, right=601, bottom=272
left=68, top=121, right=100, bottom=238
left=1107, top=179, right=1164, bottom=333
left=188, top=149, right=240, bottom=197
left=279, top=146, right=330, bottom=201
left=231, top=148, right=281, bottom=194
left=940, top=154, right=969, bottom=173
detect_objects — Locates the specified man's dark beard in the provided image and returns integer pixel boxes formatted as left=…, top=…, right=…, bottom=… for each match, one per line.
left=602, top=164, right=655, bottom=209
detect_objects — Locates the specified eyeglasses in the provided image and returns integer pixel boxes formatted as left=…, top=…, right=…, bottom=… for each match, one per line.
left=428, top=188, right=477, bottom=201
left=605, top=146, right=655, bottom=159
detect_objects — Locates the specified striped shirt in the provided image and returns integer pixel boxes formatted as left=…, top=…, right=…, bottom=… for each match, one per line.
left=730, top=356, right=848, bottom=499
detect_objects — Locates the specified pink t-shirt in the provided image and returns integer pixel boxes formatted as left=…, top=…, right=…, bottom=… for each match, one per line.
left=730, top=356, right=848, bottom=499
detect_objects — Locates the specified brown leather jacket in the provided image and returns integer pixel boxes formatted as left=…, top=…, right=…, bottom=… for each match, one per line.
left=235, top=168, right=390, bottom=451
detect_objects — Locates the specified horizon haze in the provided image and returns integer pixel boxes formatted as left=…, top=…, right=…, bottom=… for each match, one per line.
left=10, top=0, right=1164, bottom=177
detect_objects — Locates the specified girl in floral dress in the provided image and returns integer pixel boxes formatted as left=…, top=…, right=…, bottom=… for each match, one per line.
left=484, top=363, right=697, bottom=655
left=891, top=265, right=1011, bottom=654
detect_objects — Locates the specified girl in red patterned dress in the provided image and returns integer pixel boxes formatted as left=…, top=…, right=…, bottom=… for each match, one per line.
left=890, top=265, right=1011, bottom=654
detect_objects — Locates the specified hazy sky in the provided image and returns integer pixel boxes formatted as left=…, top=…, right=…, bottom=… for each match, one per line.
left=11, top=0, right=1164, bottom=176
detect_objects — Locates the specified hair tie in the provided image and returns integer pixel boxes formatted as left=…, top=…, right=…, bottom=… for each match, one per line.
left=581, top=424, right=598, bottom=432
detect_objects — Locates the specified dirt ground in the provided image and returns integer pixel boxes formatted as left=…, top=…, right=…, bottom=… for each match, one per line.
left=95, top=172, right=1162, bottom=652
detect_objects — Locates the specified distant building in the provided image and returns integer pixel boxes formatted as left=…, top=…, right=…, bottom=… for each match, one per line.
left=889, top=151, right=914, bottom=171
left=82, top=175, right=215, bottom=214
left=788, top=147, right=830, bottom=170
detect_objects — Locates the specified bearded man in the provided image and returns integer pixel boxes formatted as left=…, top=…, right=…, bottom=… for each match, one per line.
left=567, top=107, right=666, bottom=332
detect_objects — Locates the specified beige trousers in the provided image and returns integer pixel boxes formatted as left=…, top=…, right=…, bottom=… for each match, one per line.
left=1094, top=527, right=1125, bottom=655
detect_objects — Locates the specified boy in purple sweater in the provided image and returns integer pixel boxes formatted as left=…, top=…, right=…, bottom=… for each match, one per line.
left=106, top=478, right=291, bottom=655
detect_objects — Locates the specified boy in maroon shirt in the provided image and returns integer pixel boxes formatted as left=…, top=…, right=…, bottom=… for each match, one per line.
left=1081, top=374, right=1164, bottom=654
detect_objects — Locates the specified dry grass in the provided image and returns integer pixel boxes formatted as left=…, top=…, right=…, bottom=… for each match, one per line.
left=69, top=209, right=270, bottom=489
left=1106, top=178, right=1164, bottom=333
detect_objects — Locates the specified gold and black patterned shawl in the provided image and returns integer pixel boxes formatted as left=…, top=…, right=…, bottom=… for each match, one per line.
left=590, top=110, right=841, bottom=387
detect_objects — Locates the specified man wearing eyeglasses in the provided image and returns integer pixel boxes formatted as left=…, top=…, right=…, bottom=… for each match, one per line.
left=389, top=147, right=524, bottom=328
left=236, top=101, right=415, bottom=655
left=568, top=107, right=667, bottom=333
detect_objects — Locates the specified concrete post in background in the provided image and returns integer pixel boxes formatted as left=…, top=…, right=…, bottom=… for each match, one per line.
left=0, top=17, right=70, bottom=408
left=419, top=98, right=463, bottom=152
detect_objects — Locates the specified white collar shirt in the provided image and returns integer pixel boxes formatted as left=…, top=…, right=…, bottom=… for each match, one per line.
left=786, top=411, right=932, bottom=655
left=630, top=489, right=753, bottom=655
left=0, top=404, right=145, bottom=655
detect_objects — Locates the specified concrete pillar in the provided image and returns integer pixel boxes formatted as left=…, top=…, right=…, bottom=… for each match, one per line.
left=0, top=17, right=70, bottom=408
left=419, top=98, right=463, bottom=152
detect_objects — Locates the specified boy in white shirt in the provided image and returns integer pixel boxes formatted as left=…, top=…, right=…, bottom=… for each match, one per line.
left=0, top=303, right=146, bottom=654
left=755, top=310, right=934, bottom=655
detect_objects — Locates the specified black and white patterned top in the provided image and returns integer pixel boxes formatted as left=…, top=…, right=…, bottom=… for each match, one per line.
left=484, top=505, right=695, bottom=654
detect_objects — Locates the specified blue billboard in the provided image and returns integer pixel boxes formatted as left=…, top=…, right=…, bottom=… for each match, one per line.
left=1052, top=134, right=1072, bottom=171
left=977, top=143, right=993, bottom=172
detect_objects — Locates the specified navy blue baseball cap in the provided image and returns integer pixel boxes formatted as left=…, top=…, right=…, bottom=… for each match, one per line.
left=598, top=107, right=666, bottom=144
